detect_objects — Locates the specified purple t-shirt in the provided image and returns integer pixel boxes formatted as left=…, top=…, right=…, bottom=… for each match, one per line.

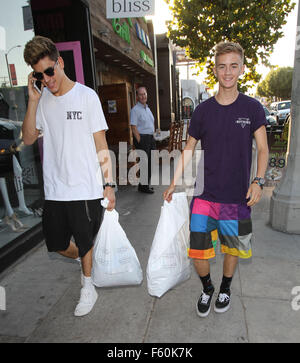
left=188, top=93, right=267, bottom=204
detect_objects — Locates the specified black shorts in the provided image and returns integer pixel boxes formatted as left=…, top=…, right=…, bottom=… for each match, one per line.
left=42, top=199, right=103, bottom=258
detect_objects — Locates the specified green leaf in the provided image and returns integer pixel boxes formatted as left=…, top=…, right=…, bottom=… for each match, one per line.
left=166, top=0, right=296, bottom=91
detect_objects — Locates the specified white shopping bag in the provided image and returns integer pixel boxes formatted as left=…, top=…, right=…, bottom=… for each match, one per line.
left=92, top=208, right=143, bottom=287
left=147, top=192, right=191, bottom=298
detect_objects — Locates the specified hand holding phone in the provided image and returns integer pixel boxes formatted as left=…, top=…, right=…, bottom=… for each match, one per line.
left=33, top=80, right=42, bottom=94
left=28, top=72, right=43, bottom=101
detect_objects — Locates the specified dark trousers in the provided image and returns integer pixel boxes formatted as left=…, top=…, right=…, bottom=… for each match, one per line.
left=133, top=134, right=156, bottom=185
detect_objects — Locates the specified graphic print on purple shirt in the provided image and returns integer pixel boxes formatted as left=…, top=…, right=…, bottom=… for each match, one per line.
left=188, top=93, right=267, bottom=204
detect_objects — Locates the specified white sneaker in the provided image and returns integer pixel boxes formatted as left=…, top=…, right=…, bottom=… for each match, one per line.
left=74, top=286, right=98, bottom=317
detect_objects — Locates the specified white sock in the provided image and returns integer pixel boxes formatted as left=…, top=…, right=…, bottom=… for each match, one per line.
left=82, top=275, right=93, bottom=288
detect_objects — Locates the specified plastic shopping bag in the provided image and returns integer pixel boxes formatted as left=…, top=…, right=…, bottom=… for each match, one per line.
left=92, top=208, right=143, bottom=287
left=147, top=192, right=191, bottom=298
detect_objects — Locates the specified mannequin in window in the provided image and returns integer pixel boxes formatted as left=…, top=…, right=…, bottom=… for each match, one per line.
left=0, top=178, right=28, bottom=232
left=0, top=154, right=33, bottom=232
left=0, top=122, right=32, bottom=232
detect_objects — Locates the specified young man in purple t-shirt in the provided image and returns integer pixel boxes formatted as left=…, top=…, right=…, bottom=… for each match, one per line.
left=164, top=42, right=269, bottom=317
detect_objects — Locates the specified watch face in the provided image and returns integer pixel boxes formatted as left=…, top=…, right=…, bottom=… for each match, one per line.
left=259, top=178, right=265, bottom=185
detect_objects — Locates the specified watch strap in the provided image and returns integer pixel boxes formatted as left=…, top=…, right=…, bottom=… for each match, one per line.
left=251, top=177, right=264, bottom=189
left=104, top=182, right=116, bottom=188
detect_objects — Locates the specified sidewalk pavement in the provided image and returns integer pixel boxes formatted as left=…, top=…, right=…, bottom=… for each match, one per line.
left=0, top=184, right=300, bottom=343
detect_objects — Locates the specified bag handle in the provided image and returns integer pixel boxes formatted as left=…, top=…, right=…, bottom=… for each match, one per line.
left=101, top=198, right=109, bottom=208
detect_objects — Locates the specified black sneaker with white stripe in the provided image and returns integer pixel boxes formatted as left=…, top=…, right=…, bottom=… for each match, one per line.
left=214, top=291, right=231, bottom=313
left=196, top=287, right=215, bottom=318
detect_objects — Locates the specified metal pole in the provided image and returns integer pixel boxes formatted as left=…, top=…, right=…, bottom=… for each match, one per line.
left=5, top=52, right=12, bottom=87
left=5, top=45, right=22, bottom=88
left=187, top=60, right=189, bottom=80
left=269, top=6, right=300, bottom=233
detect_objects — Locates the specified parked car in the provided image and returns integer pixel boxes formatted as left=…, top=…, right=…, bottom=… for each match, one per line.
left=274, top=100, right=291, bottom=125
left=263, top=106, right=277, bottom=126
left=270, top=102, right=278, bottom=111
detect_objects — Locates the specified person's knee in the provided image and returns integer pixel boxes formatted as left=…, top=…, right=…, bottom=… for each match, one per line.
left=57, top=241, right=79, bottom=259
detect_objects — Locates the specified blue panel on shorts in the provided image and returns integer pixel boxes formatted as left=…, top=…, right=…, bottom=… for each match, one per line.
left=190, top=214, right=208, bottom=232
left=190, top=214, right=217, bottom=233
left=218, top=220, right=239, bottom=236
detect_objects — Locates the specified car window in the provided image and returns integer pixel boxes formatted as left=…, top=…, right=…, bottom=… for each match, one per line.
left=263, top=107, right=270, bottom=116
left=278, top=102, right=291, bottom=110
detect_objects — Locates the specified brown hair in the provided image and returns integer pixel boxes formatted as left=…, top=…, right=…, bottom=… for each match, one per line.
left=214, top=42, right=244, bottom=64
left=24, top=36, right=59, bottom=66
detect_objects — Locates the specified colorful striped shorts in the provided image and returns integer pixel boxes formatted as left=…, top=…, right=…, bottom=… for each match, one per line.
left=188, top=198, right=252, bottom=260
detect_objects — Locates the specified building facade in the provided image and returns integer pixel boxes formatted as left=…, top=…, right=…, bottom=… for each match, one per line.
left=88, top=0, right=157, bottom=146
left=156, top=33, right=177, bottom=130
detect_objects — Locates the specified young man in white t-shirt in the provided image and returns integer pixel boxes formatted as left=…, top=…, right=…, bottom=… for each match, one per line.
left=22, top=36, right=116, bottom=317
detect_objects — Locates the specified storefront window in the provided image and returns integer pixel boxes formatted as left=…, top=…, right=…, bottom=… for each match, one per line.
left=0, top=0, right=43, bottom=250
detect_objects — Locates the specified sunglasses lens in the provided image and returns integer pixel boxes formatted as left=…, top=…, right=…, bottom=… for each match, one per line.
left=33, top=72, right=43, bottom=80
left=33, top=61, right=57, bottom=80
left=44, top=67, right=55, bottom=77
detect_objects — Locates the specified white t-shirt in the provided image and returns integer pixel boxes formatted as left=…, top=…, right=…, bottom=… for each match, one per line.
left=36, top=82, right=108, bottom=201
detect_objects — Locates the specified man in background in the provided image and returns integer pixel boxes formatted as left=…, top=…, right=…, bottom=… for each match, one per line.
left=130, top=86, right=156, bottom=194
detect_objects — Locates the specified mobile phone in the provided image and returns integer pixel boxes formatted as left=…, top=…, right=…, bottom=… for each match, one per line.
left=34, top=80, right=42, bottom=94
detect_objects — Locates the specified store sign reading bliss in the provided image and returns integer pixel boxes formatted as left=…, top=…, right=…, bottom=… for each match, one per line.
left=106, top=0, right=155, bottom=18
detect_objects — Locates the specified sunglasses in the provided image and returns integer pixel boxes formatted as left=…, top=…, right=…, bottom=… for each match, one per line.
left=33, top=60, right=59, bottom=81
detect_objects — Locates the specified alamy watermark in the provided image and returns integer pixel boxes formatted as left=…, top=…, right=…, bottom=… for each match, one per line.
left=0, top=286, right=6, bottom=311
left=97, top=143, right=204, bottom=196
left=291, top=286, right=300, bottom=311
